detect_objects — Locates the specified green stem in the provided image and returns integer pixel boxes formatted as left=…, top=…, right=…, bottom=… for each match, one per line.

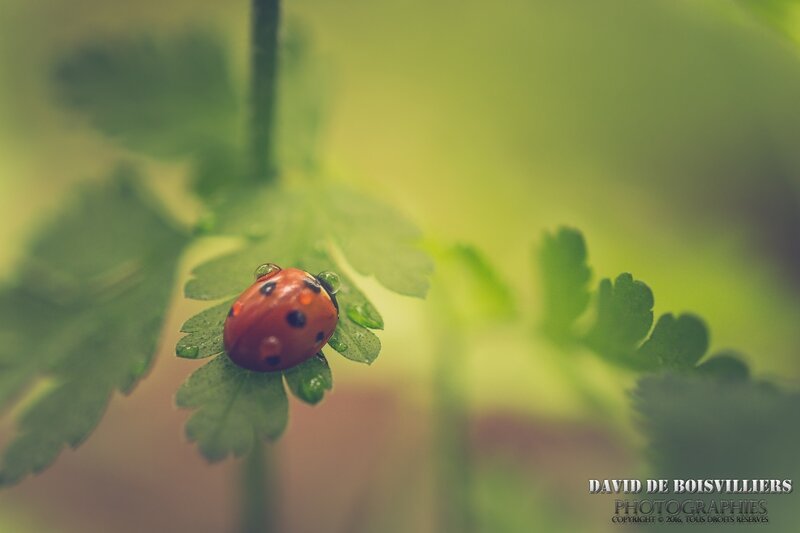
left=239, top=441, right=277, bottom=533
left=249, top=0, right=281, bottom=182
left=238, top=1, right=282, bottom=531
left=432, top=337, right=475, bottom=533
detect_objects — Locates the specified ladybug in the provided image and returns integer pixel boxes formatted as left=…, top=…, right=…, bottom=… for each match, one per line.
left=223, top=263, right=340, bottom=372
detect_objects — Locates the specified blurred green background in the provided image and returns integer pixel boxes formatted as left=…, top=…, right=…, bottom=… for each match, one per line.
left=1, top=0, right=800, bottom=531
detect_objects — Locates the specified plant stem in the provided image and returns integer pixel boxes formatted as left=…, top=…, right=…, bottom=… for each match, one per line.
left=433, top=338, right=475, bottom=533
left=238, top=1, right=281, bottom=531
left=239, top=441, right=277, bottom=533
left=249, top=0, right=281, bottom=183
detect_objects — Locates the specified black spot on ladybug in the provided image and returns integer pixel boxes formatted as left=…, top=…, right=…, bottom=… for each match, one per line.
left=266, top=356, right=281, bottom=366
left=304, top=279, right=322, bottom=293
left=286, top=310, right=306, bottom=328
left=260, top=281, right=277, bottom=295
left=228, top=307, right=235, bottom=317
left=315, top=331, right=325, bottom=342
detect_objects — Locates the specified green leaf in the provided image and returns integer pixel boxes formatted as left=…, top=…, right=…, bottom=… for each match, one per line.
left=175, top=354, right=288, bottom=462
left=327, top=319, right=382, bottom=364
left=176, top=183, right=426, bottom=455
left=538, top=227, right=591, bottom=340
left=55, top=31, right=239, bottom=160
left=637, top=313, right=709, bottom=370
left=633, top=374, right=800, bottom=523
left=0, top=380, right=111, bottom=485
left=538, top=229, right=750, bottom=381
left=584, top=273, right=654, bottom=359
left=696, top=351, right=750, bottom=381
left=738, top=0, right=800, bottom=46
left=181, top=183, right=426, bottom=361
left=322, top=186, right=433, bottom=297
left=189, top=142, right=246, bottom=200
left=176, top=299, right=234, bottom=359
left=0, top=167, right=187, bottom=485
left=283, top=353, right=333, bottom=405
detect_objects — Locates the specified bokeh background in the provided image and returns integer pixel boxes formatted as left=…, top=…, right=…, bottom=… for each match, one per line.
left=1, top=0, right=800, bottom=531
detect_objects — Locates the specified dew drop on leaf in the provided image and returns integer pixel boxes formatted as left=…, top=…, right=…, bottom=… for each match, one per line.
left=299, top=377, right=325, bottom=403
left=316, top=271, right=340, bottom=295
left=345, top=302, right=383, bottom=329
left=307, top=377, right=322, bottom=392
left=327, top=329, right=348, bottom=352
left=176, top=344, right=200, bottom=358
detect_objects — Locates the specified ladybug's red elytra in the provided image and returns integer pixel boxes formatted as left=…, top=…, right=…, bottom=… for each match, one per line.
left=223, top=264, right=340, bottom=372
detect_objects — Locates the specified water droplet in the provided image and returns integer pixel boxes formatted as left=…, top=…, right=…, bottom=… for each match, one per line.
left=328, top=330, right=348, bottom=352
left=316, top=271, right=341, bottom=295
left=254, top=263, right=281, bottom=280
left=346, top=302, right=384, bottom=329
left=177, top=344, right=200, bottom=358
left=301, top=377, right=324, bottom=402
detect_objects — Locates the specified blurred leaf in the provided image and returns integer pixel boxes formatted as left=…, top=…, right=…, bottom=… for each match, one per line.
left=633, top=375, right=800, bottom=529
left=633, top=374, right=800, bottom=475
left=431, top=243, right=515, bottom=327
left=276, top=22, right=330, bottom=172
left=476, top=462, right=578, bottom=533
left=283, top=353, right=333, bottom=405
left=189, top=142, right=246, bottom=200
left=55, top=31, right=239, bottom=161
left=585, top=273, right=654, bottom=359
left=537, top=229, right=750, bottom=379
left=0, top=168, right=187, bottom=485
left=637, top=313, right=709, bottom=370
left=738, top=0, right=800, bottom=46
left=538, top=227, right=591, bottom=341
left=323, top=186, right=433, bottom=297
left=175, top=354, right=287, bottom=462
left=696, top=351, right=750, bottom=381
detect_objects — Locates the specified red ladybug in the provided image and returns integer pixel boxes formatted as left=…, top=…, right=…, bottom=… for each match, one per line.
left=223, top=264, right=340, bottom=372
